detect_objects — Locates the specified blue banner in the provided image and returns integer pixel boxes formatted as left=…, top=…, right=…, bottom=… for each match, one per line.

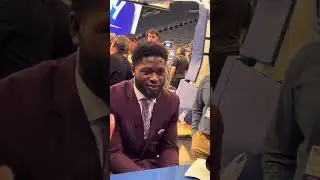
left=185, top=4, right=209, bottom=82
left=110, top=0, right=142, bottom=35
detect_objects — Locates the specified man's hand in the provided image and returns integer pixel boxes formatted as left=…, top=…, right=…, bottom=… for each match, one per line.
left=110, top=114, right=115, bottom=140
left=0, top=166, right=14, bottom=180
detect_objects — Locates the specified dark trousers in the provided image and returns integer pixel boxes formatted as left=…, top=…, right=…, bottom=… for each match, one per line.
left=210, top=51, right=239, bottom=90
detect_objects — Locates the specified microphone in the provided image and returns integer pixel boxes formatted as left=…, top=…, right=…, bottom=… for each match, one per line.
left=0, top=166, right=14, bottom=180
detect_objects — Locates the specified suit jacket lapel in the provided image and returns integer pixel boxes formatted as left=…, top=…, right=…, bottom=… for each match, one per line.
left=51, top=54, right=102, bottom=178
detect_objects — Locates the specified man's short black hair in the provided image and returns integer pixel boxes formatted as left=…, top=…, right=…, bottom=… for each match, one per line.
left=132, top=42, right=168, bottom=66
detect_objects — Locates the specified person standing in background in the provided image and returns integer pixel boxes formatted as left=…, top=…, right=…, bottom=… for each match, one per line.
left=211, top=0, right=253, bottom=89
left=110, top=35, right=130, bottom=58
left=126, top=34, right=138, bottom=64
left=146, top=28, right=160, bottom=43
left=145, top=28, right=172, bottom=90
left=263, top=42, right=320, bottom=180
left=170, top=47, right=189, bottom=89
left=110, top=35, right=133, bottom=86
left=191, top=75, right=224, bottom=180
left=191, top=75, right=210, bottom=159
left=0, top=0, right=76, bottom=79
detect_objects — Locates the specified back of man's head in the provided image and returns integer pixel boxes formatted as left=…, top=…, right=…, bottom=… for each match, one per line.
left=113, top=35, right=129, bottom=54
left=126, top=34, right=138, bottom=42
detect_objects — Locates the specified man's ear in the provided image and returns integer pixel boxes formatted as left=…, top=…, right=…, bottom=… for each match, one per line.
left=69, top=12, right=81, bottom=47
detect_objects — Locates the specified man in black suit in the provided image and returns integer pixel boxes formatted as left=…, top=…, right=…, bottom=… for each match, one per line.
left=110, top=35, right=133, bottom=86
left=0, top=0, right=76, bottom=79
left=0, top=1, right=109, bottom=179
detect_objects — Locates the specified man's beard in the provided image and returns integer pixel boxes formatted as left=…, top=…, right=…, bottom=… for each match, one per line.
left=135, top=78, right=163, bottom=99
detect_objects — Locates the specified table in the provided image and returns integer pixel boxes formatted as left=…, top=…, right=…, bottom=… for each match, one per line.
left=110, top=165, right=193, bottom=180
left=177, top=122, right=192, bottom=137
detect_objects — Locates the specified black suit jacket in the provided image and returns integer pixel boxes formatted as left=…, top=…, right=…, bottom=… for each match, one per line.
left=110, top=54, right=133, bottom=86
left=0, top=54, right=103, bottom=180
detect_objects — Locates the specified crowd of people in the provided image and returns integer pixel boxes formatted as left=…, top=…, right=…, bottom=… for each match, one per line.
left=110, top=29, right=190, bottom=90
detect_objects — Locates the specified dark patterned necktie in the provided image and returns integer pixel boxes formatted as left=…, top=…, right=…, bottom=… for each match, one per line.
left=141, top=98, right=153, bottom=139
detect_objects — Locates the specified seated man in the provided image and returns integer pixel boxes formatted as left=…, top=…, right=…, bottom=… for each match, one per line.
left=191, top=75, right=210, bottom=159
left=110, top=42, right=180, bottom=173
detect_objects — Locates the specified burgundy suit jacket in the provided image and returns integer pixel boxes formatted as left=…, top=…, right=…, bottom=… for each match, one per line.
left=0, top=54, right=104, bottom=180
left=110, top=80, right=180, bottom=173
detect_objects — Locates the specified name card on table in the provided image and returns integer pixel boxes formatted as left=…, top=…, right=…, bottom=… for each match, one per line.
left=185, top=158, right=210, bottom=180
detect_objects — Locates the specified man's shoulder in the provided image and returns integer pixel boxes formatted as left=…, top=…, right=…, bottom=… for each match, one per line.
left=0, top=61, right=60, bottom=122
left=0, top=56, right=72, bottom=100
left=110, top=80, right=132, bottom=95
left=110, top=80, right=133, bottom=112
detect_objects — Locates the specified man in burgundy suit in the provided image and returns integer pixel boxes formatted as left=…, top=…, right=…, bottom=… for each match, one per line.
left=0, top=1, right=111, bottom=179
left=110, top=42, right=180, bottom=173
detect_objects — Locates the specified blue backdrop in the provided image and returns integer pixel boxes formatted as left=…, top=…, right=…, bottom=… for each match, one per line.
left=185, top=4, right=209, bottom=82
left=110, top=0, right=142, bottom=35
